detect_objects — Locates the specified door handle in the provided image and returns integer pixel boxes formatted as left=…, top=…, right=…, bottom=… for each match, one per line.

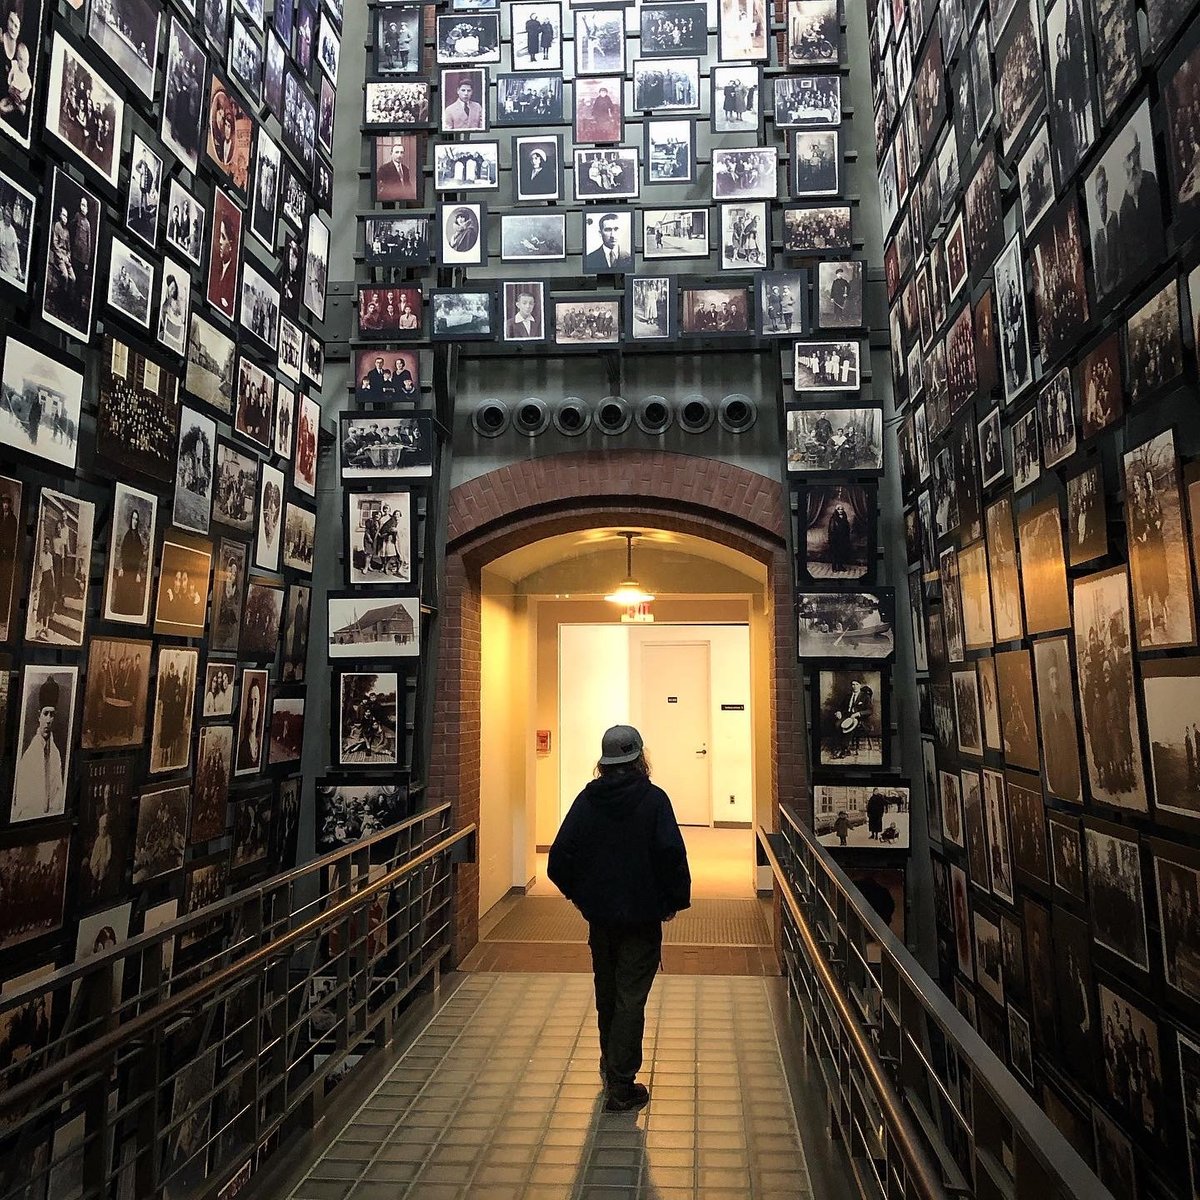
left=696, top=748, right=707, bottom=755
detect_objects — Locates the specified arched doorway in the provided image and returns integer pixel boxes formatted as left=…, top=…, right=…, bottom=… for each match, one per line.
left=428, top=451, right=806, bottom=962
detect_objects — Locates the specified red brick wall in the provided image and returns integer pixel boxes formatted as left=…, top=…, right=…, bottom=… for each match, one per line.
left=428, top=451, right=806, bottom=963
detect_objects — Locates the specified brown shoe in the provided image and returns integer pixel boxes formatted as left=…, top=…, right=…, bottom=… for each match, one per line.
left=604, top=1082, right=649, bottom=1113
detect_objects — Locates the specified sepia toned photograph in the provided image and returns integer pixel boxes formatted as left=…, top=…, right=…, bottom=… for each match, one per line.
left=0, top=836, right=69, bottom=949
left=42, top=167, right=100, bottom=344
left=815, top=668, right=884, bottom=768
left=340, top=414, right=434, bottom=480
left=355, top=349, right=420, bottom=402
left=1124, top=429, right=1195, bottom=651
left=799, top=482, right=873, bottom=581
left=1155, top=851, right=1200, bottom=1002
left=282, top=502, right=315, bottom=573
left=1126, top=280, right=1183, bottom=406
left=240, top=579, right=285, bottom=660
left=1031, top=636, right=1082, bottom=805
left=1017, top=498, right=1071, bottom=636
left=78, top=758, right=134, bottom=904
left=679, top=285, right=749, bottom=335
left=1066, top=463, right=1106, bottom=567
left=149, top=647, right=196, bottom=775
left=1073, top=567, right=1148, bottom=812
left=233, top=667, right=268, bottom=776
left=1142, top=658, right=1200, bottom=821
left=814, top=782, right=909, bottom=850
left=81, top=637, right=150, bottom=753
left=1078, top=332, right=1124, bottom=440
left=132, top=783, right=188, bottom=884
left=281, top=583, right=311, bottom=684
left=268, top=695, right=305, bottom=765
left=0, top=330, right=84, bottom=472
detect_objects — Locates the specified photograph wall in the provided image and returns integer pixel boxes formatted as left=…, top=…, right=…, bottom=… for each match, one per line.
left=871, top=0, right=1200, bottom=1192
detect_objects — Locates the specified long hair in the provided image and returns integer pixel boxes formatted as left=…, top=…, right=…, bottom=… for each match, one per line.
left=594, top=750, right=651, bottom=779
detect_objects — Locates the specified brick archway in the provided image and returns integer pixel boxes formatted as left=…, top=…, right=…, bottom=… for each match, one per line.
left=428, top=451, right=805, bottom=960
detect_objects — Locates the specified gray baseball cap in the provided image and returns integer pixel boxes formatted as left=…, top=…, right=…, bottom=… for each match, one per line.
left=598, top=725, right=644, bottom=765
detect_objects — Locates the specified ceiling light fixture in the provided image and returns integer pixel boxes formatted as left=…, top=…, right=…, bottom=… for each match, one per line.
left=605, top=532, right=655, bottom=606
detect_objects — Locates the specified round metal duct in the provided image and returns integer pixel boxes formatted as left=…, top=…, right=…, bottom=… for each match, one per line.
left=553, top=397, right=591, bottom=437
left=718, top=393, right=757, bottom=434
left=596, top=395, right=632, bottom=436
left=512, top=397, right=550, bottom=436
left=471, top=399, right=510, bottom=438
left=678, top=393, right=715, bottom=435
left=635, top=395, right=673, bottom=435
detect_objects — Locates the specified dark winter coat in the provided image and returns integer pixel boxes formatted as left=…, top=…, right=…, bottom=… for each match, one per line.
left=547, top=772, right=691, bottom=926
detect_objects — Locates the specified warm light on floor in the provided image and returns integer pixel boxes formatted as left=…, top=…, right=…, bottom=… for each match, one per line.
left=530, top=825, right=756, bottom=900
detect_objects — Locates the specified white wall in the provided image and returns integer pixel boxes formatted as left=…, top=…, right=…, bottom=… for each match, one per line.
left=557, top=623, right=753, bottom=826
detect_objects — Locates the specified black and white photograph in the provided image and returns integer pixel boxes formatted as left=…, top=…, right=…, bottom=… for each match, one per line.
left=800, top=482, right=873, bottom=582
left=45, top=31, right=125, bottom=189
left=173, top=406, right=216, bottom=534
left=1010, top=408, right=1040, bottom=492
left=282, top=502, right=315, bottom=573
left=25, top=488, right=93, bottom=648
left=816, top=261, right=863, bottom=329
left=315, top=781, right=408, bottom=851
left=1016, top=499, right=1070, bottom=637
left=994, top=0, right=1044, bottom=157
left=374, top=5, right=422, bottom=74
left=95, top=335, right=180, bottom=485
left=316, top=9, right=340, bottom=82
left=1066, top=462, right=1106, bottom=567
left=502, top=280, right=546, bottom=342
left=284, top=67, right=317, bottom=172
left=0, top=0, right=43, bottom=152
left=435, top=203, right=483, bottom=267
left=0, top=330, right=84, bottom=472
left=0, top=477, right=20, bottom=642
left=364, top=215, right=431, bottom=269
left=213, top=440, right=257, bottom=535
left=1074, top=567, right=1148, bottom=812
left=631, top=57, right=700, bottom=110
left=281, top=582, right=311, bottom=683
left=977, top=407, right=1004, bottom=489
left=436, top=12, right=500, bottom=63
left=964, top=149, right=1003, bottom=274
left=645, top=119, right=694, bottom=185
left=640, top=1, right=706, bottom=56
left=328, top=595, right=420, bottom=659
left=1016, top=123, right=1053, bottom=235
left=719, top=202, right=768, bottom=270
left=1044, top=0, right=1096, bottom=183
left=515, top=135, right=562, bottom=202
left=10, top=665, right=77, bottom=822
left=339, top=414, right=434, bottom=480
left=573, top=148, right=639, bottom=201
left=157, top=259, right=192, bottom=357
left=581, top=210, right=633, bottom=274
left=1084, top=102, right=1165, bottom=305
left=228, top=14, right=262, bottom=105
left=642, top=207, right=709, bottom=259
left=337, top=671, right=400, bottom=767
left=154, top=534, right=213, bottom=639
left=162, top=177, right=204, bottom=272
left=347, top=491, right=413, bottom=585
left=797, top=591, right=893, bottom=659
left=205, top=73, right=253, bottom=195
left=1032, top=635, right=1083, bottom=804
left=953, top=668, right=983, bottom=757
left=0, top=167, right=35, bottom=295
left=1126, top=280, right=1183, bottom=406
left=1156, top=851, right=1200, bottom=1004
left=574, top=7, right=625, bottom=75
left=1124, top=429, right=1195, bottom=651
left=161, top=17, right=206, bottom=174
left=303, top=212, right=330, bottom=321
left=42, top=168, right=100, bottom=343
left=240, top=578, right=284, bottom=659
left=440, top=67, right=487, bottom=132
left=774, top=73, right=840, bottom=127
left=0, top=837, right=68, bottom=949
left=264, top=30, right=285, bottom=114
left=512, top=1, right=562, bottom=68
left=363, top=81, right=430, bottom=129
left=786, top=0, right=838, bottom=67
left=712, top=65, right=762, bottom=133
left=1036, top=367, right=1077, bottom=470
left=234, top=355, right=274, bottom=451
left=268, top=695, right=304, bottom=766
left=234, top=667, right=268, bottom=775
left=791, top=341, right=861, bottom=392
left=250, top=132, right=281, bottom=252
left=1031, top=201, right=1090, bottom=370
left=711, top=147, right=776, bottom=200
left=814, top=782, right=910, bottom=849
left=982, top=769, right=1015, bottom=902
left=205, top=188, right=242, bottom=322
left=1164, top=30, right=1200, bottom=239
left=294, top=392, right=318, bottom=496
left=78, top=758, right=134, bottom=903
left=238, top=264, right=279, bottom=358
left=994, top=234, right=1032, bottom=403
left=124, top=136, right=162, bottom=251
left=815, top=668, right=884, bottom=768
left=618, top=275, right=669, bottom=342
left=500, top=212, right=563, bottom=263
left=790, top=129, right=840, bottom=196
left=757, top=270, right=806, bottom=337
left=149, top=647, right=196, bottom=774
left=498, top=73, right=563, bottom=126
left=1084, top=825, right=1149, bottom=977
left=430, top=290, right=495, bottom=341
left=433, top=142, right=500, bottom=191
left=210, top=538, right=247, bottom=651
left=132, top=784, right=187, bottom=883
left=1143, top=658, right=1200, bottom=821
left=554, top=297, right=620, bottom=346
left=278, top=319, right=302, bottom=385
left=255, top=461, right=284, bottom=572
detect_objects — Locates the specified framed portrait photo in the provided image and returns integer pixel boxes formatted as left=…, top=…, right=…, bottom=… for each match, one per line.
left=575, top=6, right=626, bottom=75
left=440, top=202, right=487, bottom=266
left=640, top=2, right=707, bottom=57
left=626, top=275, right=675, bottom=341
left=339, top=413, right=435, bottom=481
left=679, top=283, right=751, bottom=337
left=574, top=147, right=639, bottom=201
left=371, top=134, right=423, bottom=205
left=42, top=168, right=101, bottom=344
left=45, top=31, right=126, bottom=191
left=631, top=56, right=699, bottom=109
left=645, top=118, right=696, bottom=185
left=106, top=236, right=155, bottom=331
left=440, top=67, right=488, bottom=132
left=711, top=64, right=762, bottom=133
left=717, top=0, right=767, bottom=60
left=574, top=76, right=622, bottom=143
left=433, top=141, right=500, bottom=191
left=512, top=1, right=563, bottom=68
left=501, top=280, right=547, bottom=342
left=435, top=12, right=500, bottom=63
left=553, top=295, right=621, bottom=347
left=514, top=135, right=563, bottom=202
left=790, top=129, right=840, bottom=197
left=497, top=72, right=564, bottom=126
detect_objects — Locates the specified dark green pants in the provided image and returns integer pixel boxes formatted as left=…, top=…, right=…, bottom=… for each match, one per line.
left=588, top=921, right=662, bottom=1088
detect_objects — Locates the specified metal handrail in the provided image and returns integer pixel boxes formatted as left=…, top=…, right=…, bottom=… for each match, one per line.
left=764, top=809, right=1115, bottom=1200
left=0, top=801, right=456, bottom=1009
left=0, top=822, right=475, bottom=1120
left=758, top=826, right=946, bottom=1200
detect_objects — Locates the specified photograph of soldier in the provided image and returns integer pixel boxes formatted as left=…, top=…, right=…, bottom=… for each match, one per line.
left=42, top=168, right=99, bottom=342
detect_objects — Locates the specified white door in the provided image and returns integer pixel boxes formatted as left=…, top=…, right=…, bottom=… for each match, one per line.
left=637, top=641, right=711, bottom=826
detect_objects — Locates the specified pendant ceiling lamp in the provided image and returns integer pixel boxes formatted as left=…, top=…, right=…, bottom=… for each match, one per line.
left=604, top=532, right=655, bottom=606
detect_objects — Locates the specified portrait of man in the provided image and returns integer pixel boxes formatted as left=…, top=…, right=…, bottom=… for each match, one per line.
left=373, top=135, right=420, bottom=202
left=583, top=211, right=633, bottom=273
left=504, top=282, right=544, bottom=340
left=235, top=669, right=268, bottom=775
left=441, top=70, right=485, bottom=131
left=11, top=666, right=76, bottom=822
left=206, top=190, right=241, bottom=319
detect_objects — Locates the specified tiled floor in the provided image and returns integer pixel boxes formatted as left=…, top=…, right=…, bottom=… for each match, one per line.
left=289, top=973, right=817, bottom=1199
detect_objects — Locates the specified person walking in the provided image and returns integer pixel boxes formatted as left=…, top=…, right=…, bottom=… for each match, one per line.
left=548, top=725, right=691, bottom=1113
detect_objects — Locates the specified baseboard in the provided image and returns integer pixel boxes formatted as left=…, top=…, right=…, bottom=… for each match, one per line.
left=757, top=887, right=774, bottom=898
left=714, top=820, right=753, bottom=829
left=536, top=844, right=552, bottom=854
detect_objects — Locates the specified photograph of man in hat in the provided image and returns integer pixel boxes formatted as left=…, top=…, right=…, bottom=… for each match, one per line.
left=548, top=724, right=691, bottom=1112
left=12, top=668, right=76, bottom=822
